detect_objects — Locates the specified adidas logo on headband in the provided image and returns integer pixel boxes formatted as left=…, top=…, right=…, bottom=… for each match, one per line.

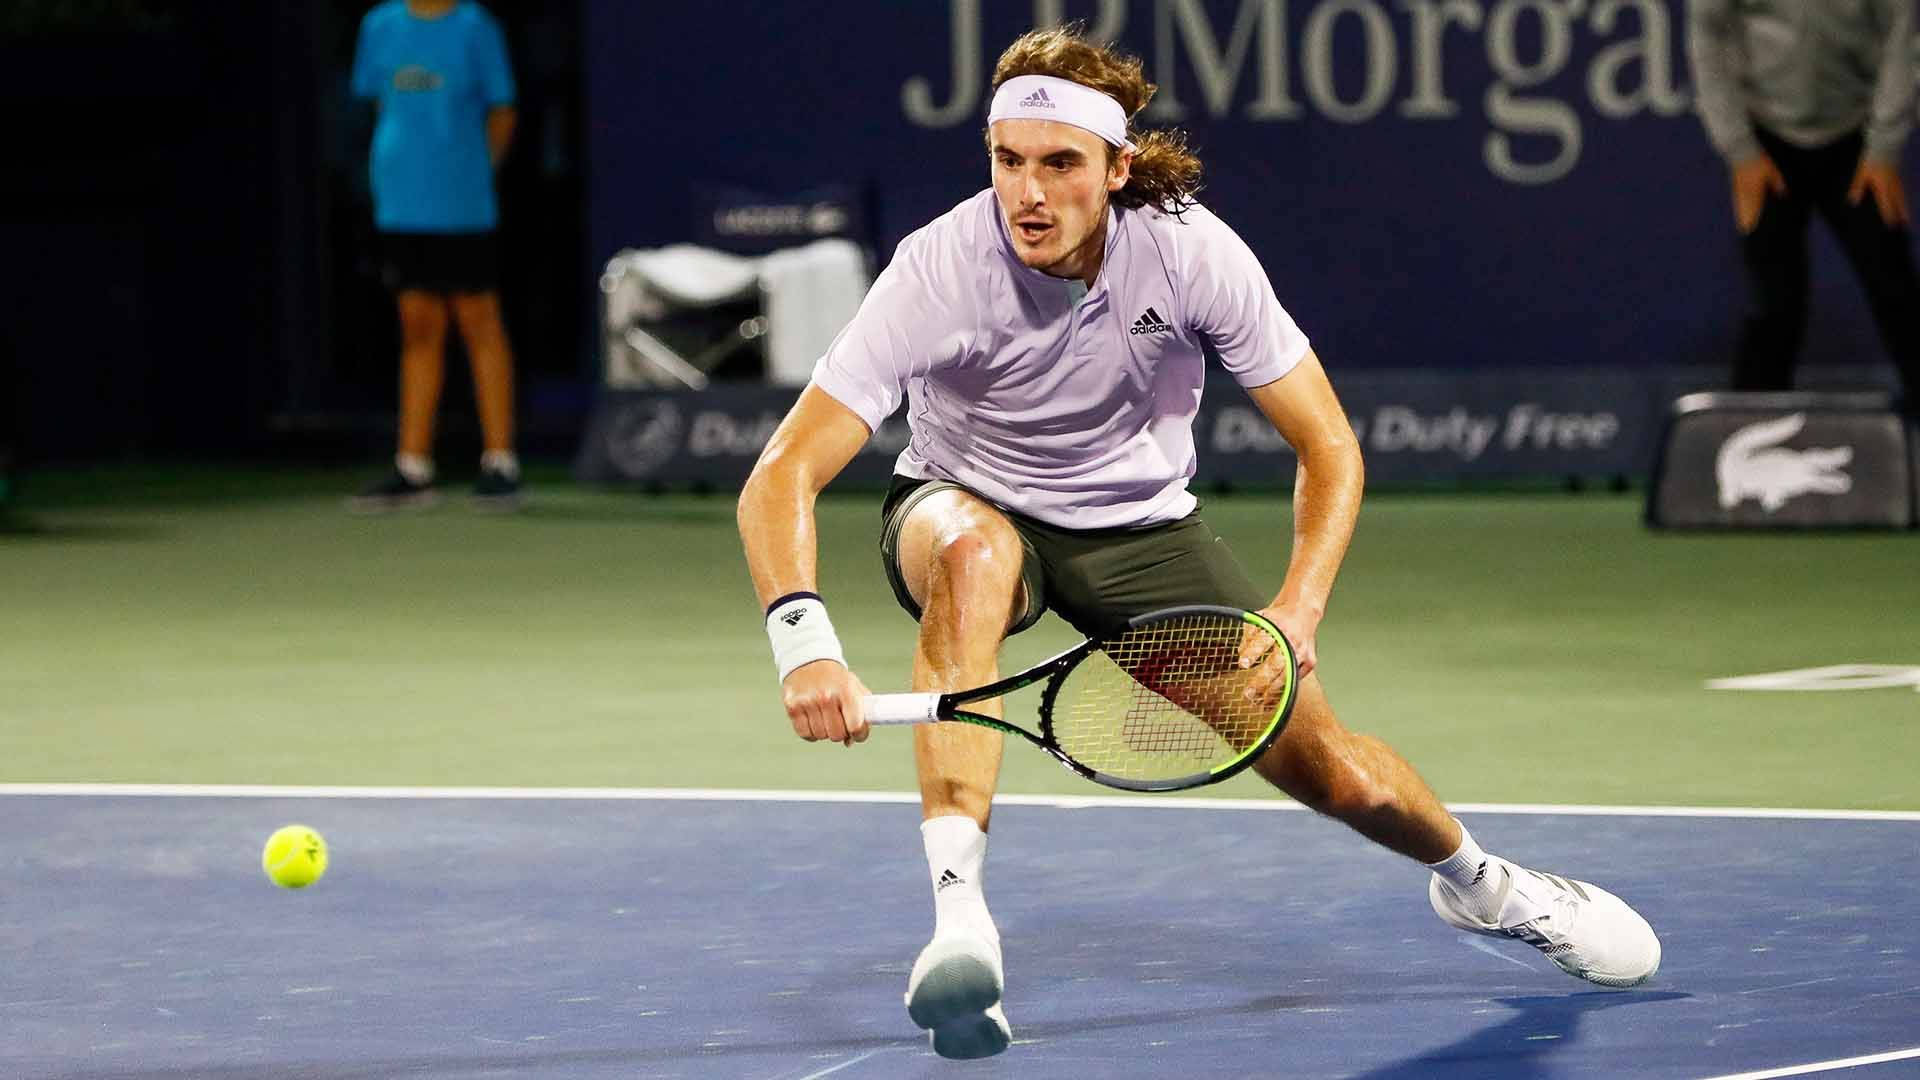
left=990, top=75, right=1135, bottom=152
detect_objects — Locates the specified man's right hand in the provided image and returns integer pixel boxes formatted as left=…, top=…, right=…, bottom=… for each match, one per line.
left=1732, top=154, right=1787, bottom=234
left=782, top=660, right=872, bottom=746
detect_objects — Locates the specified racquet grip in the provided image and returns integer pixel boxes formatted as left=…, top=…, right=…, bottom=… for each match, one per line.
left=861, top=693, right=942, bottom=725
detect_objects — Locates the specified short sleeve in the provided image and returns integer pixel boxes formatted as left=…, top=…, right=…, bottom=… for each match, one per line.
left=1181, top=209, right=1310, bottom=388
left=349, top=14, right=382, bottom=100
left=809, top=236, right=942, bottom=431
left=475, top=11, right=516, bottom=106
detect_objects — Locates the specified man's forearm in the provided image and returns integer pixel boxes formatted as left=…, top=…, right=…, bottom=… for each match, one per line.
left=737, top=467, right=822, bottom=611
left=1276, top=445, right=1363, bottom=615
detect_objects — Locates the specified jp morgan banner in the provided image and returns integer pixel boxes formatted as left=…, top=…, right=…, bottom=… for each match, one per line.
left=575, top=370, right=1673, bottom=491
left=586, top=2, right=1920, bottom=378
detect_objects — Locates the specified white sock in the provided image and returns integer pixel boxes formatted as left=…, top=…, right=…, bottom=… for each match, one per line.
left=1426, top=821, right=1505, bottom=922
left=479, top=449, right=520, bottom=480
left=922, top=815, right=996, bottom=943
left=395, top=453, right=434, bottom=485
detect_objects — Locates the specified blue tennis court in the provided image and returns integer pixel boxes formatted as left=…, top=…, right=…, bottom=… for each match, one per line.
left=4, top=789, right=1916, bottom=1079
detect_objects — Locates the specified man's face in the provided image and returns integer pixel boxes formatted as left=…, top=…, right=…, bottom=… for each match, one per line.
left=989, top=119, right=1129, bottom=280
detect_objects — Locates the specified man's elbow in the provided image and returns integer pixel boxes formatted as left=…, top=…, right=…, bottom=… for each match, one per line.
left=1297, top=426, right=1364, bottom=484
left=738, top=446, right=806, bottom=523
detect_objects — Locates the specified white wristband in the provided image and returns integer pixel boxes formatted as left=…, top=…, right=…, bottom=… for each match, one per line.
left=765, top=593, right=846, bottom=683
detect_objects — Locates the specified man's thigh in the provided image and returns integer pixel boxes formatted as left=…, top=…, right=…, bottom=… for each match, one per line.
left=1033, top=515, right=1268, bottom=639
left=879, top=478, right=1046, bottom=634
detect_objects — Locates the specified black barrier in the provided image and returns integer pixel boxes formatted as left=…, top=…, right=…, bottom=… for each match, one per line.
left=1911, top=413, right=1920, bottom=519
left=1646, top=392, right=1916, bottom=529
left=577, top=370, right=1682, bottom=491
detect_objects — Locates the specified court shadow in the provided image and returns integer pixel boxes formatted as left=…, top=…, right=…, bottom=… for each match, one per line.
left=504, top=500, right=739, bottom=526
left=0, top=515, right=167, bottom=543
left=1351, top=989, right=1693, bottom=1079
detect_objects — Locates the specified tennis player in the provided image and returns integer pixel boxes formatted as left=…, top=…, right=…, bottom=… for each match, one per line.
left=737, top=27, right=1660, bottom=1060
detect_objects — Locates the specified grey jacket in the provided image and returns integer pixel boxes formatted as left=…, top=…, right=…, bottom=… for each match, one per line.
left=1688, top=0, right=1916, bottom=164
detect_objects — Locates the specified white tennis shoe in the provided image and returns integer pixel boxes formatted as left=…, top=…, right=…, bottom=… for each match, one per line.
left=1430, top=856, right=1661, bottom=988
left=905, top=926, right=1011, bottom=1059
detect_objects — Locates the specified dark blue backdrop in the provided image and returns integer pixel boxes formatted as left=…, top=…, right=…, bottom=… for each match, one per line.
left=585, top=0, right=1916, bottom=376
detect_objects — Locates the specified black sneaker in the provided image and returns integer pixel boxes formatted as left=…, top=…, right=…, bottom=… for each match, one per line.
left=472, top=465, right=522, bottom=511
left=346, top=470, right=437, bottom=513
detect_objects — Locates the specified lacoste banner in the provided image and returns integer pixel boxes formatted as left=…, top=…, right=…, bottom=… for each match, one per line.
left=587, top=1, right=1920, bottom=378
left=575, top=370, right=1666, bottom=491
left=1647, top=393, right=1916, bottom=529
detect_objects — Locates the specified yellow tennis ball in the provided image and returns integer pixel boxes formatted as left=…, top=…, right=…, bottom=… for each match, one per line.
left=262, top=824, right=328, bottom=889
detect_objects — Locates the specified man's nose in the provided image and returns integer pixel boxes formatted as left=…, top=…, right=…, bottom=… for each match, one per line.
left=1022, top=167, right=1045, bottom=207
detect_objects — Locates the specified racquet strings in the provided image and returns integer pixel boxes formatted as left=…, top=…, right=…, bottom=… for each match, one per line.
left=1052, top=613, right=1286, bottom=782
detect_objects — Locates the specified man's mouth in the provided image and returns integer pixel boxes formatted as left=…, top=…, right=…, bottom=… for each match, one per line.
left=1014, top=220, right=1052, bottom=244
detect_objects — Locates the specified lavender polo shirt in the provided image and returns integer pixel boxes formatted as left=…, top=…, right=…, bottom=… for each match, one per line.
left=812, top=189, right=1309, bottom=529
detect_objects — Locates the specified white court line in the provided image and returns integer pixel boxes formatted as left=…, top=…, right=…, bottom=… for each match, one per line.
left=1697, top=1045, right=1920, bottom=1079
left=790, top=1048, right=893, bottom=1080
left=0, top=784, right=1916, bottom=820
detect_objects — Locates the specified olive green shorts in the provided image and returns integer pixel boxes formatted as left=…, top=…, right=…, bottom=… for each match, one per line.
left=879, top=475, right=1268, bottom=640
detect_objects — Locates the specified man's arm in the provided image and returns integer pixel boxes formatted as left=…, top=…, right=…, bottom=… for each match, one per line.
left=738, top=385, right=875, bottom=743
left=1848, top=0, right=1914, bottom=226
left=1686, top=0, right=1760, bottom=165
left=1688, top=0, right=1789, bottom=233
left=1864, top=0, right=1916, bottom=165
left=1240, top=349, right=1362, bottom=680
left=486, top=106, right=516, bottom=169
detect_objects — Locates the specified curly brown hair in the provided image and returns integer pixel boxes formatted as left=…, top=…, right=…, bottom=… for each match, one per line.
left=988, top=26, right=1202, bottom=214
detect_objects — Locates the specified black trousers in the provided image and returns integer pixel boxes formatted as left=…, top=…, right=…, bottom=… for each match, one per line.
left=1737, top=127, right=1920, bottom=405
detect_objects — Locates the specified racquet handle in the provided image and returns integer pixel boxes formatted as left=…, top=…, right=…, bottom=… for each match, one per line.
left=862, top=693, right=942, bottom=725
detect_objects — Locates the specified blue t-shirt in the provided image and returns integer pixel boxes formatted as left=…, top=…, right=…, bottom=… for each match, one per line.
left=351, top=1, right=516, bottom=233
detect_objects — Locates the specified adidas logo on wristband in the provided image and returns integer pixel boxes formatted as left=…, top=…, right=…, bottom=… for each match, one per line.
left=766, top=595, right=846, bottom=682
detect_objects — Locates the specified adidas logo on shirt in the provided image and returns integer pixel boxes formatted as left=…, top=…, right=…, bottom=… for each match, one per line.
left=1020, top=88, right=1056, bottom=109
left=1128, top=307, right=1173, bottom=336
left=936, top=868, right=966, bottom=891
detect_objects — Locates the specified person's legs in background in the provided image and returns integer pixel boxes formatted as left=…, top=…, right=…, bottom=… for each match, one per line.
left=1734, top=133, right=1816, bottom=392
left=397, top=288, right=450, bottom=478
left=449, top=289, right=520, bottom=506
left=351, top=287, right=449, bottom=511
left=1808, top=136, right=1920, bottom=409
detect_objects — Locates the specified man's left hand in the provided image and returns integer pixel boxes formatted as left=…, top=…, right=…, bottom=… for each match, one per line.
left=1849, top=160, right=1911, bottom=228
left=1238, top=602, right=1322, bottom=708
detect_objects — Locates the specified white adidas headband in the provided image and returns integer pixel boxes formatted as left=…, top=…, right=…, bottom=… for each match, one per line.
left=987, top=75, right=1137, bottom=154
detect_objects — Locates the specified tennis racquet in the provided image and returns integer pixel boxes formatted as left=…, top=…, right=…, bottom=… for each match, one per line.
left=862, top=604, right=1297, bottom=792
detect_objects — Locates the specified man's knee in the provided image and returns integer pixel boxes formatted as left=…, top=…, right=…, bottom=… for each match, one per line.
left=925, top=520, right=1023, bottom=610
left=1299, top=734, right=1398, bottom=820
left=449, top=291, right=503, bottom=335
left=397, top=293, right=448, bottom=344
left=1257, top=696, right=1395, bottom=820
left=896, top=492, right=1025, bottom=615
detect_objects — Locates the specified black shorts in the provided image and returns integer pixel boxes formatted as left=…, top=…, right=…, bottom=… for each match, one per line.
left=379, top=231, right=500, bottom=294
left=879, top=475, right=1267, bottom=640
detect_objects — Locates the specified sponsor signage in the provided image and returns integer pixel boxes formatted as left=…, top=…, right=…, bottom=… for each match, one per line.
left=696, top=184, right=869, bottom=256
left=1647, top=393, right=1915, bottom=529
left=586, top=1, right=1920, bottom=378
left=576, top=370, right=1664, bottom=490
